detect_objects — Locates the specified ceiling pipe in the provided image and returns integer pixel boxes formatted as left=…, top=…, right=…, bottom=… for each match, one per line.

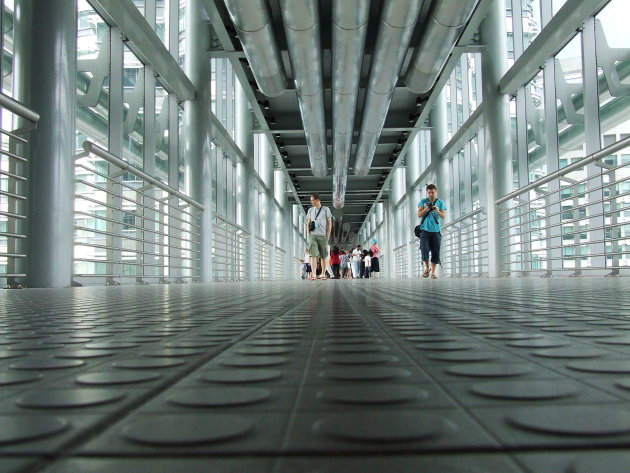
left=353, top=0, right=424, bottom=177
left=222, top=0, right=287, bottom=97
left=278, top=0, right=328, bottom=178
left=331, top=0, right=370, bottom=209
left=405, top=0, right=481, bottom=94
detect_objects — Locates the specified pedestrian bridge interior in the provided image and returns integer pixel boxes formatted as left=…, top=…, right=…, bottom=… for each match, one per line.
left=1, top=0, right=630, bottom=471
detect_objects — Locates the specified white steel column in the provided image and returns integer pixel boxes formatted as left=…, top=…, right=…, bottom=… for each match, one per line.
left=480, top=0, right=512, bottom=278
left=25, top=0, right=76, bottom=287
left=183, top=0, right=213, bottom=282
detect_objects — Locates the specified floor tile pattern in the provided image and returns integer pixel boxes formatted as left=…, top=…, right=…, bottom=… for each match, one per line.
left=0, top=278, right=629, bottom=472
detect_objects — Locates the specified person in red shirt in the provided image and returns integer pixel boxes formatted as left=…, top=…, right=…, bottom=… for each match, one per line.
left=330, top=246, right=342, bottom=279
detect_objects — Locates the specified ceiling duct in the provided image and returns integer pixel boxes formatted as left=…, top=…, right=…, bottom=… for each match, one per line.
left=331, top=0, right=370, bottom=208
left=279, top=0, right=328, bottom=178
left=353, top=0, right=424, bottom=177
left=222, top=0, right=287, bottom=97
left=405, top=0, right=481, bottom=94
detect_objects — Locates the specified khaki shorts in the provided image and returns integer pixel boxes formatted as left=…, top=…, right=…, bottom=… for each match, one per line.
left=307, top=234, right=328, bottom=259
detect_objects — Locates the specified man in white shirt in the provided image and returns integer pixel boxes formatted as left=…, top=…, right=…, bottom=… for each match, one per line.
left=351, top=245, right=362, bottom=278
left=306, top=193, right=332, bottom=280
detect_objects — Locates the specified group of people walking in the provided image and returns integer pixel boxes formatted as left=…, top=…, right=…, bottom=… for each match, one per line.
left=302, top=193, right=381, bottom=280
left=302, top=185, right=446, bottom=281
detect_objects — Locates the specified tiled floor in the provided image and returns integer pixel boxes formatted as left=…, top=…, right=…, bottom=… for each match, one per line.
left=1, top=277, right=630, bottom=472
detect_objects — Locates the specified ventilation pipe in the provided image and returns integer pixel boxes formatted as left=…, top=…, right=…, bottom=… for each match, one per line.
left=279, top=0, right=327, bottom=178
left=222, top=0, right=287, bottom=97
left=353, top=0, right=424, bottom=177
left=405, top=0, right=481, bottom=94
left=331, top=0, right=370, bottom=208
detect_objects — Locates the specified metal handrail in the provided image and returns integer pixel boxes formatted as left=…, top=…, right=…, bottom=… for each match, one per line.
left=496, top=135, right=630, bottom=205
left=0, top=94, right=38, bottom=284
left=0, top=91, right=40, bottom=124
left=81, top=141, right=204, bottom=211
left=442, top=207, right=485, bottom=229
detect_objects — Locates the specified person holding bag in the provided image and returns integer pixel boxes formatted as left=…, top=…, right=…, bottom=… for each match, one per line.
left=306, top=193, right=332, bottom=280
left=417, top=184, right=447, bottom=279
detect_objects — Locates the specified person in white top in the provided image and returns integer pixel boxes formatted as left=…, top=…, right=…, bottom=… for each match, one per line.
left=351, top=245, right=362, bottom=278
left=364, top=252, right=372, bottom=278
left=306, top=193, right=332, bottom=280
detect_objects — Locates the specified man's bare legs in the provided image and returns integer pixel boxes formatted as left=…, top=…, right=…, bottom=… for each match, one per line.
left=309, top=256, right=318, bottom=279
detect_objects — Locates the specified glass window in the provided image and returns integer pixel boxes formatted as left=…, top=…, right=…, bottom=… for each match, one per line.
left=178, top=0, right=186, bottom=67
left=455, top=60, right=464, bottom=130
left=526, top=70, right=548, bottom=182
left=122, top=46, right=145, bottom=168
left=2, top=0, right=15, bottom=95
left=76, top=0, right=110, bottom=150
left=156, top=0, right=169, bottom=45
left=155, top=84, right=169, bottom=183
left=522, top=0, right=542, bottom=50
left=555, top=34, right=585, bottom=169
left=553, top=0, right=568, bottom=15
left=471, top=136, right=480, bottom=209
left=596, top=0, right=630, bottom=149
left=458, top=149, right=467, bottom=216
left=509, top=96, right=520, bottom=190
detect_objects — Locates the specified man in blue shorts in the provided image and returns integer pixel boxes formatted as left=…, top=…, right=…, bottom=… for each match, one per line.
left=417, top=184, right=447, bottom=279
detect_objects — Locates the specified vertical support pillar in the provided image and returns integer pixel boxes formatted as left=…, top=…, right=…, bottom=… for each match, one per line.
left=430, top=91, right=449, bottom=275
left=183, top=0, right=213, bottom=282
left=25, top=0, right=76, bottom=287
left=480, top=0, right=512, bottom=278
left=582, top=17, right=606, bottom=274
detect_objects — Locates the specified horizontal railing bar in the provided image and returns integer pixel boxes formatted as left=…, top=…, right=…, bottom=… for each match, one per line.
left=0, top=169, right=27, bottom=181
left=0, top=92, right=40, bottom=123
left=0, top=211, right=26, bottom=220
left=73, top=226, right=201, bottom=251
left=74, top=241, right=172, bottom=258
left=75, top=163, right=202, bottom=221
left=497, top=135, right=630, bottom=205
left=501, top=234, right=630, bottom=254
left=500, top=204, right=630, bottom=235
left=502, top=167, right=630, bottom=215
left=82, top=141, right=203, bottom=210
left=0, top=231, right=26, bottom=239
left=0, top=189, right=27, bottom=201
left=0, top=253, right=26, bottom=258
left=214, top=213, right=250, bottom=234
left=74, top=193, right=200, bottom=231
left=501, top=223, right=630, bottom=247
left=0, top=127, right=28, bottom=143
left=0, top=148, right=28, bottom=163
left=498, top=184, right=630, bottom=225
left=73, top=241, right=197, bottom=258
left=73, top=274, right=197, bottom=278
left=442, top=208, right=485, bottom=229
left=500, top=252, right=622, bottom=263
left=0, top=273, right=26, bottom=277
left=74, top=209, right=201, bottom=240
left=74, top=177, right=202, bottom=226
left=73, top=258, right=199, bottom=270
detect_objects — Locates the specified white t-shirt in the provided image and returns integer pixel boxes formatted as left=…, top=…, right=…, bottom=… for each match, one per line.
left=306, top=205, right=332, bottom=236
left=352, top=249, right=362, bottom=262
left=364, top=255, right=372, bottom=267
